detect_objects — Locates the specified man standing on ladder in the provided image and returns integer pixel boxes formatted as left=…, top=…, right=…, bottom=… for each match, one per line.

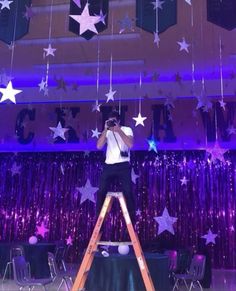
left=96, top=110, right=135, bottom=225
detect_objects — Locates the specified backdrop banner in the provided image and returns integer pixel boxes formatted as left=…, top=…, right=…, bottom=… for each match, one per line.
left=69, top=0, right=109, bottom=40
left=0, top=0, right=32, bottom=45
left=207, top=0, right=236, bottom=30
left=136, top=0, right=177, bottom=34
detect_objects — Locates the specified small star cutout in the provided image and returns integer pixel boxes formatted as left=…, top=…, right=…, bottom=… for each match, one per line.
left=131, top=168, right=139, bottom=184
left=66, top=235, right=73, bottom=246
left=92, top=102, right=102, bottom=112
left=219, top=99, right=226, bottom=110
left=227, top=125, right=236, bottom=136
left=154, top=207, right=177, bottom=235
left=79, top=179, right=98, bottom=204
left=0, top=0, right=13, bottom=10
left=36, top=222, right=49, bottom=238
left=152, top=0, right=165, bottom=10
left=180, top=176, right=188, bottom=186
left=147, top=137, right=158, bottom=153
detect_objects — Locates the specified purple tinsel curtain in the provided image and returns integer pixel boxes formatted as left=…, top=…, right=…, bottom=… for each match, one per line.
left=0, top=151, right=235, bottom=268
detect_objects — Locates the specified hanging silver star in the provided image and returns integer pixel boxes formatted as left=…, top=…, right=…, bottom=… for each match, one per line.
left=133, top=112, right=147, bottom=127
left=70, top=3, right=100, bottom=35
left=154, top=32, right=160, bottom=47
left=206, top=142, right=228, bottom=163
left=23, top=5, right=35, bottom=20
left=219, top=99, right=226, bottom=110
left=11, top=162, right=21, bottom=176
left=43, top=44, right=56, bottom=57
left=49, top=122, right=69, bottom=140
left=177, top=37, right=190, bottom=53
left=38, top=78, right=46, bottom=92
left=152, top=0, right=165, bottom=10
left=95, top=9, right=106, bottom=25
left=0, top=81, right=22, bottom=104
left=92, top=102, right=102, bottom=112
left=91, top=128, right=101, bottom=139
left=105, top=88, right=116, bottom=102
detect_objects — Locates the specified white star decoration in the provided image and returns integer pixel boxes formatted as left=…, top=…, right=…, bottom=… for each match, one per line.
left=152, top=0, right=165, bottom=10
left=201, top=229, right=217, bottom=245
left=70, top=3, right=100, bottom=35
left=185, top=0, right=192, bottom=5
left=49, top=122, right=69, bottom=140
left=131, top=168, right=139, bottom=184
left=196, top=94, right=212, bottom=112
left=136, top=209, right=142, bottom=216
left=105, top=88, right=116, bottom=102
left=180, top=176, right=188, bottom=186
left=96, top=9, right=106, bottom=25
left=79, top=179, right=98, bottom=204
left=133, top=112, right=147, bottom=127
left=36, top=222, right=49, bottom=238
left=0, top=0, right=13, bottom=10
left=177, top=37, right=190, bottom=53
left=206, top=142, right=228, bottom=163
left=91, top=128, right=101, bottom=138
left=154, top=207, right=178, bottom=235
left=43, top=44, right=56, bottom=57
left=0, top=81, right=22, bottom=104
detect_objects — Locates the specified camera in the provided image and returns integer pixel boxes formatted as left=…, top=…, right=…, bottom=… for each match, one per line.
left=120, top=151, right=129, bottom=157
left=106, top=119, right=117, bottom=129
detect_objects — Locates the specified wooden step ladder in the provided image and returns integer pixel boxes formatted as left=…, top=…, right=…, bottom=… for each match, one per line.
left=72, top=192, right=155, bottom=291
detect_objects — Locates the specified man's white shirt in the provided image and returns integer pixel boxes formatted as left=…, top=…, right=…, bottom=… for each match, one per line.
left=105, top=126, right=133, bottom=164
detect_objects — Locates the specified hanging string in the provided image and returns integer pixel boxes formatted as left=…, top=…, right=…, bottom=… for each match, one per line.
left=155, top=0, right=159, bottom=46
left=215, top=104, right=218, bottom=142
left=139, top=72, right=142, bottom=113
left=190, top=2, right=195, bottom=94
left=219, top=36, right=224, bottom=104
left=9, top=0, right=19, bottom=77
left=45, top=0, right=54, bottom=89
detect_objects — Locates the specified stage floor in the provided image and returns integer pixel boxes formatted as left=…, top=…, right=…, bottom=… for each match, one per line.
left=0, top=269, right=235, bottom=290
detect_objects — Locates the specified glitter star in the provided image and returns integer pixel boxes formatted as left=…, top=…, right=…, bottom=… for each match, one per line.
left=36, top=222, right=49, bottom=238
left=0, top=81, right=22, bottom=104
left=227, top=125, right=236, bottom=136
left=43, top=44, right=56, bottom=57
left=180, top=176, right=188, bottom=186
left=0, top=0, right=13, bottom=10
left=96, top=9, right=106, bottom=25
left=49, top=122, right=69, bottom=140
left=66, top=235, right=73, bottom=246
left=11, top=162, right=21, bottom=176
left=38, top=78, right=46, bottom=92
left=177, top=37, right=190, bottom=53
left=201, top=229, right=217, bottom=245
left=91, top=128, right=101, bottom=138
left=70, top=3, right=100, bottom=35
left=92, top=102, right=102, bottom=112
left=147, top=137, right=158, bottom=153
left=154, top=207, right=177, bottom=235
left=206, top=142, right=228, bottom=163
left=105, top=88, right=116, bottom=102
left=133, top=112, right=147, bottom=127
left=79, top=179, right=98, bottom=204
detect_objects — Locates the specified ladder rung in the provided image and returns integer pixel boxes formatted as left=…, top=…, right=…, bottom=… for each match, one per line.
left=97, top=241, right=133, bottom=246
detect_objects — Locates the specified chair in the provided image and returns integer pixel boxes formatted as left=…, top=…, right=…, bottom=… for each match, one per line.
left=48, top=252, right=76, bottom=291
left=2, top=245, right=30, bottom=282
left=164, top=250, right=178, bottom=282
left=172, top=254, right=206, bottom=291
left=54, top=245, right=68, bottom=271
left=12, top=255, right=53, bottom=291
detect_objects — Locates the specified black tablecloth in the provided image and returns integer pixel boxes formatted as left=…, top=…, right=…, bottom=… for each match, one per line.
left=86, top=253, right=171, bottom=291
left=0, top=243, right=56, bottom=279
